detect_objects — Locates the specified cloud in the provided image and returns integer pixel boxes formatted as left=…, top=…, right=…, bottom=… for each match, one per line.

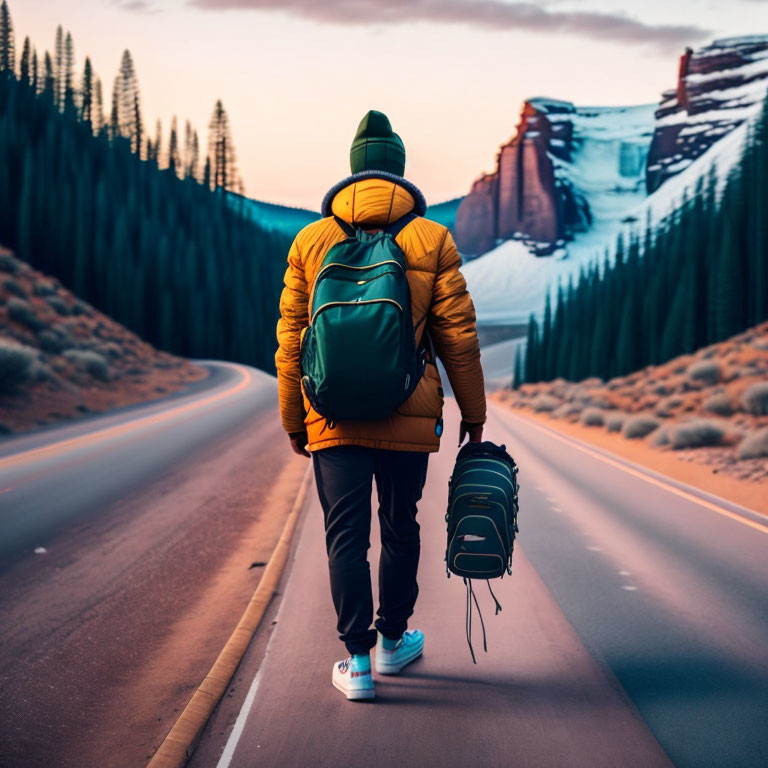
left=187, top=0, right=710, bottom=52
left=113, top=0, right=159, bottom=11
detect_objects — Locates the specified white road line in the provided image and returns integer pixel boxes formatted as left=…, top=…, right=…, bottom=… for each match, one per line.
left=622, top=585, right=639, bottom=592
left=216, top=550, right=295, bottom=766
left=491, top=406, right=768, bottom=534
left=216, top=665, right=266, bottom=768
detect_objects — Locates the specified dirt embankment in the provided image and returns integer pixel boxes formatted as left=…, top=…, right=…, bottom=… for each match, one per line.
left=0, top=246, right=205, bottom=434
left=495, top=322, right=768, bottom=508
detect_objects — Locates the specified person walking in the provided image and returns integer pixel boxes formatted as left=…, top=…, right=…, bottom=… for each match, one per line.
left=275, top=110, right=486, bottom=701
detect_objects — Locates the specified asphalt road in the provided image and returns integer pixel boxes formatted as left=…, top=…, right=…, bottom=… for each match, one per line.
left=0, top=362, right=307, bottom=768
left=0, top=361, right=275, bottom=567
left=204, top=399, right=768, bottom=768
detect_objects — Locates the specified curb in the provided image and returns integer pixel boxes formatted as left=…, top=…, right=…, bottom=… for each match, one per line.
left=148, top=463, right=313, bottom=768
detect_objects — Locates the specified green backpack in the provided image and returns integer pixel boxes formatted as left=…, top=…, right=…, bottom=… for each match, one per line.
left=446, top=441, right=520, bottom=662
left=300, top=214, right=425, bottom=424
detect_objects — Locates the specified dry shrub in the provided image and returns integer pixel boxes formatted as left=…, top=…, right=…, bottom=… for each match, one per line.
left=3, top=278, right=27, bottom=299
left=686, top=360, right=721, bottom=386
left=740, top=382, right=768, bottom=416
left=702, top=393, right=733, bottom=416
left=0, top=338, right=36, bottom=394
left=670, top=419, right=725, bottom=450
left=622, top=415, right=661, bottom=439
left=0, top=252, right=18, bottom=273
left=7, top=298, right=47, bottom=333
left=656, top=396, right=683, bottom=417
left=64, top=349, right=110, bottom=382
left=605, top=412, right=626, bottom=433
left=737, top=428, right=768, bottom=459
left=652, top=427, right=670, bottom=446
left=552, top=402, right=582, bottom=420
left=580, top=408, right=605, bottom=427
left=531, top=394, right=560, bottom=413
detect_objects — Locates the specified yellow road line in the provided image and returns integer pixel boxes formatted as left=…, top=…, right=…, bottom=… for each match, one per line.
left=492, top=406, right=768, bottom=536
left=0, top=363, right=252, bottom=472
left=148, top=463, right=313, bottom=768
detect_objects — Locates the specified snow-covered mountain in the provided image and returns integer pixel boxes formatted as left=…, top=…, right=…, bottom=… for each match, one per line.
left=461, top=35, right=768, bottom=328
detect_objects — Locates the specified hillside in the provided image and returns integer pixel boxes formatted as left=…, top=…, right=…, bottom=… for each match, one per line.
left=237, top=193, right=463, bottom=242
left=0, top=247, right=205, bottom=434
left=495, top=321, right=768, bottom=487
left=459, top=34, right=768, bottom=329
left=457, top=35, right=768, bottom=261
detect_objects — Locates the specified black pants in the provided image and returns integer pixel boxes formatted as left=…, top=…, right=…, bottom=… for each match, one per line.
left=312, top=445, right=429, bottom=655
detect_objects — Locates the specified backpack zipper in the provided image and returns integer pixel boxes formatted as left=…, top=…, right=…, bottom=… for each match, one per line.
left=452, top=466, right=517, bottom=495
left=310, top=297, right=403, bottom=326
left=309, top=259, right=404, bottom=311
left=448, top=492, right=513, bottom=549
left=448, top=514, right=506, bottom=562
left=315, top=259, right=404, bottom=281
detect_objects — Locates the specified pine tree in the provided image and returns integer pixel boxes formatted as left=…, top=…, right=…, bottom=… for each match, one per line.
left=513, top=345, right=522, bottom=389
left=116, top=49, right=141, bottom=151
left=191, top=130, right=200, bottom=181
left=168, top=115, right=180, bottom=176
left=109, top=75, right=119, bottom=139
left=80, top=56, right=93, bottom=124
left=63, top=30, right=75, bottom=110
left=715, top=214, right=745, bottom=340
left=31, top=47, right=38, bottom=92
left=151, top=118, right=162, bottom=164
left=202, top=155, right=211, bottom=189
left=524, top=314, right=540, bottom=383
left=0, top=0, right=14, bottom=74
left=19, top=35, right=30, bottom=83
left=540, top=290, right=552, bottom=381
left=93, top=75, right=104, bottom=135
left=133, top=92, right=142, bottom=157
left=207, top=99, right=240, bottom=192
left=54, top=24, right=63, bottom=108
left=42, top=51, right=54, bottom=98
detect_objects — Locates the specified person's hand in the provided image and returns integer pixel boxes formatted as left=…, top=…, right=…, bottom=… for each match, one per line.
left=289, top=431, right=311, bottom=458
left=459, top=421, right=483, bottom=446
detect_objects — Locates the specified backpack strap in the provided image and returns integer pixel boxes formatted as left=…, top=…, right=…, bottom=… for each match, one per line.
left=385, top=212, right=418, bottom=239
left=334, top=212, right=418, bottom=240
left=333, top=215, right=357, bottom=238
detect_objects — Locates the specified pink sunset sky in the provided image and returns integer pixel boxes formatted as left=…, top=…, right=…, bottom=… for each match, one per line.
left=9, top=0, right=768, bottom=209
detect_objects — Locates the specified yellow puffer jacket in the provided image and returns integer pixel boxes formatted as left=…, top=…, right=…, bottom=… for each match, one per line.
left=275, top=172, right=486, bottom=452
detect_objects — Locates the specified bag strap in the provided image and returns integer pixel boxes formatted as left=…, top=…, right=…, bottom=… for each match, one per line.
left=333, top=215, right=357, bottom=238
left=333, top=213, right=418, bottom=240
left=385, top=212, right=417, bottom=239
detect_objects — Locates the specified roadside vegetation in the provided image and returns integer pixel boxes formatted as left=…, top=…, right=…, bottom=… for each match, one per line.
left=497, top=322, right=768, bottom=482
left=0, top=247, right=203, bottom=434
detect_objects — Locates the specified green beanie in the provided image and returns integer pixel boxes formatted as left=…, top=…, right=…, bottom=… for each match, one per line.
left=350, top=110, right=406, bottom=177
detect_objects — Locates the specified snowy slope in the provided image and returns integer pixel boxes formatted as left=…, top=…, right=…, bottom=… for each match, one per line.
left=463, top=35, right=768, bottom=327
left=556, top=104, right=655, bottom=225
left=463, top=116, right=753, bottom=326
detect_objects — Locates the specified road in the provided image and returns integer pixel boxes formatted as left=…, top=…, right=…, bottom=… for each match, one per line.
left=0, top=362, right=278, bottom=567
left=0, top=363, right=307, bottom=768
left=197, top=399, right=768, bottom=768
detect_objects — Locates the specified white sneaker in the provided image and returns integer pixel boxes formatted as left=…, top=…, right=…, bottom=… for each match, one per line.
left=332, top=657, right=375, bottom=701
left=375, top=630, right=424, bottom=675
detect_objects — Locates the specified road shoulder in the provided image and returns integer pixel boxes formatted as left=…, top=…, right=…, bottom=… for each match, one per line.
left=491, top=402, right=766, bottom=513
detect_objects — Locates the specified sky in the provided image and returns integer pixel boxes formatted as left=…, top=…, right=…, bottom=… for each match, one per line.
left=8, top=0, right=768, bottom=209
